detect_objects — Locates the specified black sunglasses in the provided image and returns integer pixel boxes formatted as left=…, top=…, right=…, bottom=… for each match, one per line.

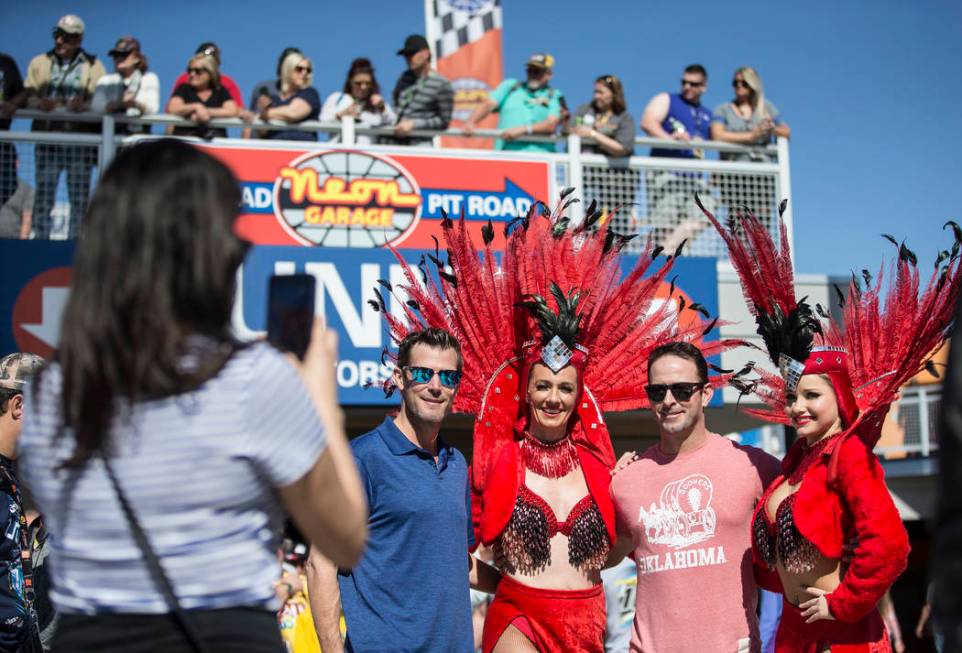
left=294, top=65, right=312, bottom=74
left=732, top=79, right=750, bottom=88
left=644, top=382, right=706, bottom=402
left=681, top=79, right=703, bottom=87
left=187, top=67, right=207, bottom=75
left=53, top=29, right=81, bottom=41
left=403, top=366, right=462, bottom=389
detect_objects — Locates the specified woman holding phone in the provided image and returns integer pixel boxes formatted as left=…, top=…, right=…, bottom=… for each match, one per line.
left=19, top=139, right=367, bottom=653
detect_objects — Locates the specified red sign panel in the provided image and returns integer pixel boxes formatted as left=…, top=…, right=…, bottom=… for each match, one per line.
left=198, top=143, right=553, bottom=250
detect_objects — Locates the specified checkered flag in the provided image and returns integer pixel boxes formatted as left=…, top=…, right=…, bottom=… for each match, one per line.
left=430, top=0, right=503, bottom=59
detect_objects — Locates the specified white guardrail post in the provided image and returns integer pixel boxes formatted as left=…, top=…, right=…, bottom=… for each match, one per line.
left=919, top=387, right=931, bottom=457
left=99, top=113, right=116, bottom=171
left=566, top=132, right=584, bottom=225
left=340, top=115, right=356, bottom=146
left=776, top=136, right=794, bottom=266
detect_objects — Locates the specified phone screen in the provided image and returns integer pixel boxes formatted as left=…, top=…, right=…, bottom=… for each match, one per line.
left=267, top=274, right=316, bottom=360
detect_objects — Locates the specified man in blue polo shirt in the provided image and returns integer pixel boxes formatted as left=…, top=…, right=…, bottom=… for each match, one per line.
left=307, top=328, right=476, bottom=653
left=463, top=53, right=563, bottom=153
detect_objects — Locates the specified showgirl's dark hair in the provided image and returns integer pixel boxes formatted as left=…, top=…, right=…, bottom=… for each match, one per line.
left=520, top=283, right=582, bottom=349
left=53, top=139, right=249, bottom=466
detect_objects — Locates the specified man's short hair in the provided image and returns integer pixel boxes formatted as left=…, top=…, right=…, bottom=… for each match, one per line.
left=0, top=352, right=44, bottom=415
left=397, top=328, right=462, bottom=371
left=683, top=64, right=707, bottom=79
left=647, top=341, right=708, bottom=383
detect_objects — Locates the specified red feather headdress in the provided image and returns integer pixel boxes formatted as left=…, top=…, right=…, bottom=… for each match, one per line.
left=699, top=196, right=962, bottom=449
left=373, top=196, right=741, bottom=494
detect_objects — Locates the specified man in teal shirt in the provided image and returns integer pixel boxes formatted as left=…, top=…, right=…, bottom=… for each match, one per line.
left=464, top=53, right=562, bottom=152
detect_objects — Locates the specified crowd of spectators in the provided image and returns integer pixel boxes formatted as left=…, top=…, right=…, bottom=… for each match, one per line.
left=0, top=12, right=793, bottom=242
left=0, top=13, right=790, bottom=149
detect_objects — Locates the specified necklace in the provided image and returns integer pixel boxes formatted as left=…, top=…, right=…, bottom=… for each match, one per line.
left=521, top=432, right=578, bottom=478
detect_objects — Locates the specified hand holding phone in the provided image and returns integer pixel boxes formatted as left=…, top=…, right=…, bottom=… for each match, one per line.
left=267, top=274, right=316, bottom=360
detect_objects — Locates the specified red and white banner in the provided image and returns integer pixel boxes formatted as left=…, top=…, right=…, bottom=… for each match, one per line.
left=426, top=0, right=503, bottom=149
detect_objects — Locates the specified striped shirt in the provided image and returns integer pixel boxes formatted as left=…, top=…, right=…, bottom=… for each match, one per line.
left=392, top=69, right=454, bottom=131
left=18, top=342, right=327, bottom=614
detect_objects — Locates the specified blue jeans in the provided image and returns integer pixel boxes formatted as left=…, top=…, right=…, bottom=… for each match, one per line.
left=32, top=144, right=96, bottom=239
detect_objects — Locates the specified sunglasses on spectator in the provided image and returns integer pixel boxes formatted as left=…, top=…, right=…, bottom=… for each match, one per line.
left=681, top=79, right=704, bottom=87
left=294, top=65, right=312, bottom=74
left=352, top=79, right=373, bottom=86
left=732, top=79, right=751, bottom=88
left=644, top=382, right=706, bottom=402
left=187, top=67, right=207, bottom=75
left=403, top=366, right=462, bottom=388
left=111, top=51, right=135, bottom=59
left=52, top=29, right=81, bottom=41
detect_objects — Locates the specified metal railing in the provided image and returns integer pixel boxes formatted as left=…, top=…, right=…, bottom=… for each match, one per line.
left=1, top=110, right=792, bottom=256
left=876, top=385, right=941, bottom=458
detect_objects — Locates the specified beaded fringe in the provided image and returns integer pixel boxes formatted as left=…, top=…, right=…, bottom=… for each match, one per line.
left=521, top=433, right=578, bottom=478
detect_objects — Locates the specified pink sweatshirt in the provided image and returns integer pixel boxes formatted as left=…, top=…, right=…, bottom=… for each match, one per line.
left=610, top=432, right=780, bottom=653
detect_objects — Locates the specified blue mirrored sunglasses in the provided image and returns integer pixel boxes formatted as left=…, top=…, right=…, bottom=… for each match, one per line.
left=404, top=366, right=461, bottom=388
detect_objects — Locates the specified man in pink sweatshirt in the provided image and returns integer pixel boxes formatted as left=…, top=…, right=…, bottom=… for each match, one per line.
left=609, top=341, right=780, bottom=653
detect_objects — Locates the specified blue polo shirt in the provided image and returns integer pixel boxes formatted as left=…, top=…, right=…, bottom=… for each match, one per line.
left=338, top=417, right=474, bottom=653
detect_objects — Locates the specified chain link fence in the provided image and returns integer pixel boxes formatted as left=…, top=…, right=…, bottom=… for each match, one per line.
left=0, top=112, right=791, bottom=256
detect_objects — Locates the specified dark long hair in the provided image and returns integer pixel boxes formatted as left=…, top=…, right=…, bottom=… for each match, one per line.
left=341, top=57, right=381, bottom=107
left=54, top=139, right=249, bottom=465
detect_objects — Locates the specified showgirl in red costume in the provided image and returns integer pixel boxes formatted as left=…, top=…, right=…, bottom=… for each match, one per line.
left=374, top=198, right=735, bottom=652
left=701, top=198, right=962, bottom=653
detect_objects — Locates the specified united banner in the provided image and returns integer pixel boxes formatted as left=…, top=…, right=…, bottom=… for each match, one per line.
left=426, top=0, right=503, bottom=149
left=0, top=240, right=721, bottom=406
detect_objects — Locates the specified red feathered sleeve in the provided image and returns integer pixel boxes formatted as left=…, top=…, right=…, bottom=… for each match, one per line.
left=825, top=436, right=909, bottom=623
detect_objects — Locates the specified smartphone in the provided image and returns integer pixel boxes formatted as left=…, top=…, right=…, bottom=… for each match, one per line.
left=267, top=274, right=316, bottom=360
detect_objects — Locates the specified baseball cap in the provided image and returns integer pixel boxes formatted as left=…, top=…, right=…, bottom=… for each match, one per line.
left=397, top=34, right=430, bottom=56
left=527, top=53, right=555, bottom=71
left=108, top=36, right=141, bottom=57
left=0, top=353, right=45, bottom=393
left=54, top=14, right=85, bottom=35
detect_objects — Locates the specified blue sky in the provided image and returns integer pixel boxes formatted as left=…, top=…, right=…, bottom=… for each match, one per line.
left=4, top=0, right=961, bottom=276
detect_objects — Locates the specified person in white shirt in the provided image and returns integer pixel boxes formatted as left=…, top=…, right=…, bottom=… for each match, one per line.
left=91, top=36, right=159, bottom=134
left=320, top=57, right=395, bottom=144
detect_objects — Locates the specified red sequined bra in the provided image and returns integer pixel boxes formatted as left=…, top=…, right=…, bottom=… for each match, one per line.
left=752, top=491, right=821, bottom=575
left=500, top=485, right=609, bottom=576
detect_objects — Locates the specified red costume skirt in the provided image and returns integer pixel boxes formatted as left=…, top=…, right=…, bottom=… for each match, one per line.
left=775, top=598, right=891, bottom=653
left=481, top=575, right=605, bottom=653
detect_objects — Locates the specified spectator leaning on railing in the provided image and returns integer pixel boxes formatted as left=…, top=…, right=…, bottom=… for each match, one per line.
left=168, top=41, right=244, bottom=108
left=390, top=34, right=453, bottom=145
left=166, top=52, right=239, bottom=139
left=321, top=57, right=396, bottom=145
left=19, top=14, right=105, bottom=240
left=571, top=74, right=636, bottom=219
left=0, top=52, right=24, bottom=208
left=640, top=64, right=712, bottom=159
left=639, top=64, right=715, bottom=252
left=91, top=36, right=159, bottom=135
left=711, top=66, right=791, bottom=219
left=258, top=51, right=320, bottom=142
left=463, top=53, right=563, bottom=153
left=243, top=46, right=301, bottom=138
